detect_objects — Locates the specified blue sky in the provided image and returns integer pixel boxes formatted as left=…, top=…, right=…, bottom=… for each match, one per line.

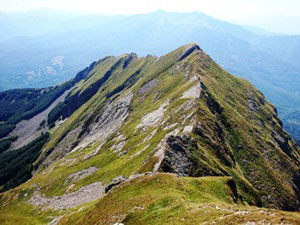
left=1, top=0, right=300, bottom=34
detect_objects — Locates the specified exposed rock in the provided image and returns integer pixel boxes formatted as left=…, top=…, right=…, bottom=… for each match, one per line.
left=66, top=184, right=75, bottom=192
left=111, top=141, right=126, bottom=152
left=136, top=100, right=169, bottom=130
left=271, top=130, right=298, bottom=163
left=75, top=91, right=133, bottom=151
left=247, top=91, right=261, bottom=114
left=163, top=123, right=178, bottom=131
left=182, top=125, right=193, bottom=134
left=187, top=75, right=199, bottom=83
left=105, top=176, right=127, bottom=193
left=29, top=182, right=104, bottom=210
left=136, top=101, right=169, bottom=129
left=153, top=141, right=168, bottom=173
left=169, top=64, right=183, bottom=75
left=48, top=216, right=64, bottom=225
left=248, top=100, right=256, bottom=112
left=138, top=79, right=159, bottom=96
left=128, top=144, right=150, bottom=160
left=118, top=151, right=127, bottom=156
left=141, top=129, right=157, bottom=144
left=42, top=126, right=82, bottom=167
left=105, top=173, right=154, bottom=194
left=182, top=111, right=196, bottom=124
left=130, top=172, right=153, bottom=179
left=66, top=167, right=98, bottom=183
left=114, top=134, right=126, bottom=143
left=82, top=144, right=103, bottom=161
left=159, top=135, right=195, bottom=176
left=153, top=128, right=181, bottom=173
left=9, top=88, right=72, bottom=150
left=175, top=99, right=197, bottom=114
left=181, top=84, right=202, bottom=99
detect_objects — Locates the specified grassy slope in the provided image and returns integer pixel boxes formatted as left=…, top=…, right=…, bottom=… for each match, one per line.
left=0, top=44, right=299, bottom=224
left=193, top=56, right=299, bottom=206
left=0, top=188, right=54, bottom=225
left=59, top=173, right=300, bottom=225
left=1, top=174, right=299, bottom=225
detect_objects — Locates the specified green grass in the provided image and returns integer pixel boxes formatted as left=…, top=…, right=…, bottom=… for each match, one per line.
left=0, top=189, right=54, bottom=225
left=59, top=174, right=237, bottom=225
left=1, top=43, right=299, bottom=224
left=31, top=43, right=300, bottom=209
left=58, top=173, right=300, bottom=225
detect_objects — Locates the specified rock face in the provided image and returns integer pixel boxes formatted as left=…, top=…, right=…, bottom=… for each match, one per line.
left=181, top=84, right=202, bottom=99
left=136, top=100, right=169, bottom=130
left=42, top=91, right=133, bottom=165
left=77, top=91, right=133, bottom=150
left=159, top=135, right=195, bottom=176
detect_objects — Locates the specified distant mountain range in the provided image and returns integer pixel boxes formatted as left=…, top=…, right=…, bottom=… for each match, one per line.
left=0, top=9, right=299, bottom=143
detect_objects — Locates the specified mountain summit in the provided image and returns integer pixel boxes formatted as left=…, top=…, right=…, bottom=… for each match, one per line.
left=1, top=10, right=300, bottom=144
left=0, top=43, right=299, bottom=224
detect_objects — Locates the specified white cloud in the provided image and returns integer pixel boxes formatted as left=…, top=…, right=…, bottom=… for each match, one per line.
left=52, top=56, right=64, bottom=69
left=46, top=66, right=55, bottom=75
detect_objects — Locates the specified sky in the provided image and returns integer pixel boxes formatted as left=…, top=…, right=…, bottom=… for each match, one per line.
left=1, top=0, right=300, bottom=34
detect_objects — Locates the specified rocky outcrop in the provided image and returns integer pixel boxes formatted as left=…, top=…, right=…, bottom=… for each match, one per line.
left=75, top=91, right=133, bottom=151
left=136, top=100, right=169, bottom=130
left=138, top=79, right=159, bottom=96
left=41, top=91, right=133, bottom=167
left=158, top=133, right=227, bottom=177
left=180, top=84, right=202, bottom=99
left=159, top=135, right=195, bottom=176
left=105, top=176, right=127, bottom=193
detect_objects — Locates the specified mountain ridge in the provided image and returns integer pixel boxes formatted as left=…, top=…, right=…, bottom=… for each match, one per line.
left=0, top=43, right=299, bottom=224
left=0, top=10, right=299, bottom=145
